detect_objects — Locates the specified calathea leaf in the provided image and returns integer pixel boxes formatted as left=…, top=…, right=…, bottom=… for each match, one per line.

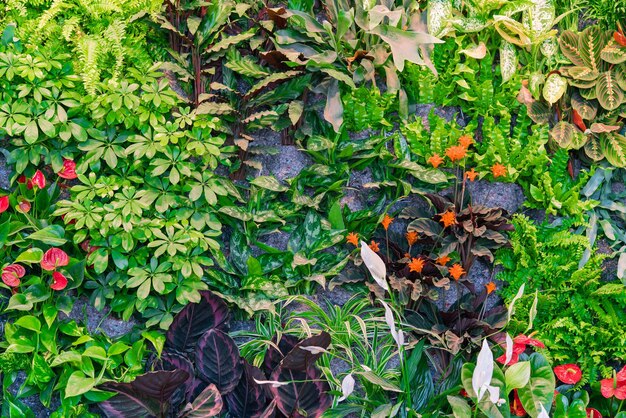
left=600, top=132, right=626, bottom=167
left=225, top=362, right=268, bottom=417
left=166, top=290, right=230, bottom=352
left=596, top=71, right=624, bottom=110
left=264, top=334, right=299, bottom=372
left=151, top=350, right=195, bottom=403
left=181, top=384, right=223, bottom=418
left=195, top=329, right=243, bottom=394
left=270, top=366, right=331, bottom=418
left=279, top=332, right=331, bottom=371
left=99, top=370, right=190, bottom=418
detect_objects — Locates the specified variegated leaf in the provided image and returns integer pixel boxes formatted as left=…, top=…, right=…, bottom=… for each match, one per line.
left=527, top=101, right=551, bottom=124
left=559, top=30, right=584, bottom=65
left=580, top=87, right=598, bottom=100
left=578, top=26, right=607, bottom=72
left=571, top=92, right=598, bottom=119
left=584, top=136, right=604, bottom=161
left=288, top=100, right=303, bottom=125
left=596, top=70, right=624, bottom=110
left=494, top=15, right=532, bottom=46
left=589, top=123, right=621, bottom=133
left=543, top=73, right=568, bottom=105
left=500, top=41, right=517, bottom=83
left=427, top=0, right=452, bottom=37
left=566, top=66, right=599, bottom=81
left=601, top=132, right=626, bottom=167
left=540, top=38, right=558, bottom=57
left=601, top=39, right=626, bottom=64
left=615, top=66, right=626, bottom=90
left=460, top=42, right=487, bottom=59
left=550, top=121, right=577, bottom=148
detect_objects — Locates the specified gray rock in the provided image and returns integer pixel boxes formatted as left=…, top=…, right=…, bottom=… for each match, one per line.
left=411, top=104, right=467, bottom=130
left=597, top=238, right=619, bottom=281
left=0, top=152, right=11, bottom=189
left=340, top=167, right=374, bottom=212
left=468, top=181, right=525, bottom=214
left=60, top=297, right=137, bottom=339
left=439, top=259, right=497, bottom=310
left=250, top=129, right=312, bottom=181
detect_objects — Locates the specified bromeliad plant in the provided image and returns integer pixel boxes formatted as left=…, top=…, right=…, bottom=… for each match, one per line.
left=98, top=291, right=332, bottom=418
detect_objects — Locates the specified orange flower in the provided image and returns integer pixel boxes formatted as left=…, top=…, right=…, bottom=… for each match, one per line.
left=406, top=231, right=418, bottom=246
left=449, top=264, right=465, bottom=280
left=428, top=154, right=444, bottom=168
left=440, top=210, right=456, bottom=228
left=445, top=145, right=467, bottom=162
left=485, top=282, right=496, bottom=294
left=465, top=168, right=478, bottom=181
left=459, top=135, right=474, bottom=148
left=491, top=163, right=507, bottom=178
left=408, top=257, right=425, bottom=273
left=346, top=232, right=359, bottom=246
left=436, top=255, right=451, bottom=266
left=381, top=214, right=393, bottom=231
left=403, top=252, right=411, bottom=259
left=369, top=240, right=380, bottom=252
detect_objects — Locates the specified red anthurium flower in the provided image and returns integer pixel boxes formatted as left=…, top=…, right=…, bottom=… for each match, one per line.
left=587, top=408, right=602, bottom=418
left=17, top=175, right=27, bottom=184
left=57, top=159, right=78, bottom=180
left=31, top=170, right=46, bottom=189
left=514, top=334, right=545, bottom=348
left=510, top=389, right=526, bottom=417
left=600, top=378, right=626, bottom=400
left=41, top=248, right=69, bottom=271
left=18, top=200, right=31, bottom=213
left=554, top=364, right=582, bottom=384
left=615, top=31, right=626, bottom=47
left=496, top=335, right=541, bottom=365
left=50, top=271, right=68, bottom=291
left=0, top=196, right=8, bottom=213
left=616, top=366, right=626, bottom=383
left=2, top=264, right=25, bottom=287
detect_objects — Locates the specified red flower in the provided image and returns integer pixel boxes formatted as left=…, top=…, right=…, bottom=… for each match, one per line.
left=615, top=31, right=626, bottom=47
left=497, top=334, right=544, bottom=365
left=510, top=389, right=526, bottom=416
left=554, top=364, right=582, bottom=384
left=17, top=175, right=27, bottom=184
left=513, top=334, right=545, bottom=348
left=50, top=271, right=68, bottom=291
left=18, top=200, right=31, bottom=213
left=600, top=377, right=626, bottom=400
left=587, top=408, right=602, bottom=418
left=31, top=170, right=46, bottom=189
left=41, top=248, right=69, bottom=271
left=58, top=159, right=78, bottom=180
left=2, top=264, right=25, bottom=287
left=0, top=196, right=8, bottom=213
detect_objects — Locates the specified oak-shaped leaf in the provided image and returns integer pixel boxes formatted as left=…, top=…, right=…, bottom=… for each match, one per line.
left=195, top=329, right=243, bottom=394
left=99, top=370, right=190, bottom=418
left=270, top=366, right=331, bottom=418
left=166, top=290, right=230, bottom=352
left=225, top=361, right=268, bottom=417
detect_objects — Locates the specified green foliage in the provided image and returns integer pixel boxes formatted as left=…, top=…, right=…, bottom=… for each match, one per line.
left=579, top=0, right=626, bottom=29
left=497, top=215, right=626, bottom=381
left=341, top=86, right=397, bottom=132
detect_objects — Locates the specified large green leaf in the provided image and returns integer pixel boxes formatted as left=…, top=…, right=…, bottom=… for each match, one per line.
left=461, top=363, right=510, bottom=418
left=517, top=354, right=555, bottom=418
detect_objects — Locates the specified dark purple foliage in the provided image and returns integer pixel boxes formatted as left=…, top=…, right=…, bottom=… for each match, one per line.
left=263, top=334, right=299, bottom=372
left=270, top=366, right=331, bottom=418
left=279, top=332, right=331, bottom=371
left=225, top=361, right=268, bottom=417
left=195, top=329, right=243, bottom=394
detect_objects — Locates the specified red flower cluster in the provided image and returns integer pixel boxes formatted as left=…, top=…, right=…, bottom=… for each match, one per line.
left=0, top=195, right=8, bottom=213
left=2, top=264, right=25, bottom=287
left=600, top=367, right=626, bottom=400
left=496, top=334, right=545, bottom=365
left=2, top=248, right=70, bottom=291
left=57, top=159, right=78, bottom=180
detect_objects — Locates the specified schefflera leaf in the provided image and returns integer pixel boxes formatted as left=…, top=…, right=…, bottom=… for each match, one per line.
left=195, top=329, right=243, bottom=394
left=166, top=290, right=230, bottom=352
left=99, top=370, right=190, bottom=418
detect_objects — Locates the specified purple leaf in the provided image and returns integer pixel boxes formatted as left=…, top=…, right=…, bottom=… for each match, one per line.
left=280, top=332, right=331, bottom=371
left=99, top=370, right=189, bottom=418
left=270, top=366, right=331, bottom=418
left=263, top=334, right=299, bottom=373
left=195, top=329, right=243, bottom=394
left=180, top=383, right=223, bottom=417
left=166, top=291, right=230, bottom=352
left=225, top=361, right=268, bottom=417
left=151, top=350, right=195, bottom=406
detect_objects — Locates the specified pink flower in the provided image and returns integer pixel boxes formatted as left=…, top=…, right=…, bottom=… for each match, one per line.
left=50, top=272, right=68, bottom=291
left=31, top=170, right=46, bottom=189
left=57, top=159, right=78, bottom=180
left=0, top=196, right=8, bottom=213
left=2, top=264, right=25, bottom=287
left=41, top=248, right=69, bottom=271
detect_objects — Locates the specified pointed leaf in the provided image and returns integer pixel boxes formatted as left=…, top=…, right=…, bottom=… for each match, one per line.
left=195, top=329, right=243, bottom=393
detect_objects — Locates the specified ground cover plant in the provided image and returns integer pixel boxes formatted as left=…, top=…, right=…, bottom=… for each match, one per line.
left=2, top=0, right=626, bottom=417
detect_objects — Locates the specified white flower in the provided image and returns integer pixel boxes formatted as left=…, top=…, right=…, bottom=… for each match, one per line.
left=338, top=374, right=355, bottom=402
left=380, top=300, right=404, bottom=354
left=472, top=340, right=500, bottom=404
left=360, top=240, right=388, bottom=291
left=505, top=333, right=514, bottom=365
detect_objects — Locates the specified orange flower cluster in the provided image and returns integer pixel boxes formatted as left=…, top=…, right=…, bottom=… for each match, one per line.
left=445, top=145, right=467, bottom=162
left=485, top=282, right=496, bottom=294
left=346, top=232, right=359, bottom=246
left=408, top=257, right=425, bottom=273
left=381, top=214, right=393, bottom=230
left=436, top=255, right=450, bottom=266
left=491, top=163, right=507, bottom=178
left=427, top=135, right=475, bottom=168
left=440, top=210, right=456, bottom=228
left=428, top=154, right=444, bottom=168
left=465, top=168, right=478, bottom=181
left=405, top=231, right=418, bottom=246
left=449, top=263, right=465, bottom=280
left=369, top=241, right=380, bottom=252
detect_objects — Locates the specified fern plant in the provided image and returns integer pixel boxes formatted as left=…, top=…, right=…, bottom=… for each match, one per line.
left=497, top=215, right=626, bottom=383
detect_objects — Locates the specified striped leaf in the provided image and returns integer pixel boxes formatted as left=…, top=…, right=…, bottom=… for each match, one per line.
left=596, top=70, right=624, bottom=110
left=601, top=132, right=626, bottom=167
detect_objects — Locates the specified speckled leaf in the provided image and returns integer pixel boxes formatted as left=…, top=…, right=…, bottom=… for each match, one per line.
left=600, top=132, right=626, bottom=167
left=596, top=71, right=624, bottom=110
left=195, top=329, right=243, bottom=394
left=427, top=0, right=452, bottom=37
left=500, top=41, right=517, bottom=82
left=543, top=73, right=568, bottom=105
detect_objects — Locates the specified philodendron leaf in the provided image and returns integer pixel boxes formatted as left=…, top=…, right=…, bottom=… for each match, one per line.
left=225, top=362, right=267, bottom=417
left=181, top=384, right=223, bottom=418
left=279, top=331, right=331, bottom=371
left=505, top=362, right=531, bottom=393
left=99, top=370, right=190, bottom=418
left=448, top=395, right=472, bottom=418
left=270, top=366, right=331, bottom=418
left=517, top=353, right=556, bottom=417
left=195, top=329, right=243, bottom=394
left=165, top=291, right=230, bottom=352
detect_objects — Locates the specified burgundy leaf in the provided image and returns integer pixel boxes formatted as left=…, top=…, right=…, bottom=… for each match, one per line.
left=195, top=329, right=243, bottom=394
left=151, top=350, right=195, bottom=405
left=180, top=383, right=223, bottom=417
left=225, top=361, right=268, bottom=417
left=166, top=291, right=230, bottom=352
left=263, top=334, right=299, bottom=373
left=270, top=366, right=331, bottom=418
left=280, top=332, right=331, bottom=371
left=99, top=370, right=189, bottom=418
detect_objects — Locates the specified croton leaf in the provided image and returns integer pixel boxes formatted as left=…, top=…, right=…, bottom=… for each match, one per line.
left=180, top=383, right=223, bottom=418
left=195, top=329, right=243, bottom=394
left=166, top=290, right=230, bottom=352
left=225, top=362, right=268, bottom=417
left=270, top=366, right=331, bottom=418
left=99, top=370, right=190, bottom=418
left=279, top=332, right=331, bottom=371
